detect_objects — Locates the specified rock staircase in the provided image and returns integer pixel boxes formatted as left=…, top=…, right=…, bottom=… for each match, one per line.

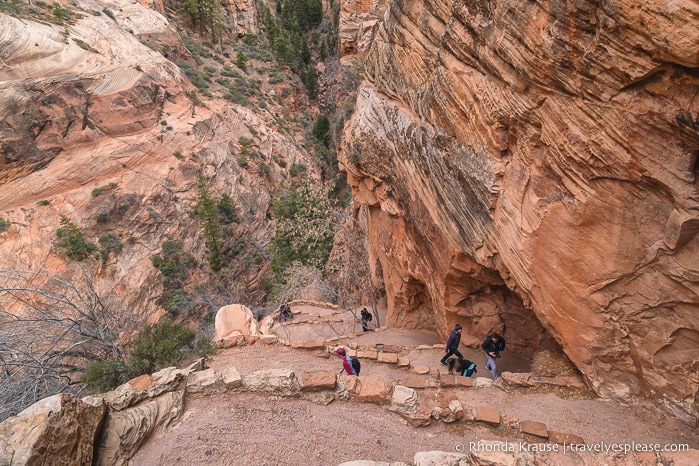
left=2, top=301, right=696, bottom=466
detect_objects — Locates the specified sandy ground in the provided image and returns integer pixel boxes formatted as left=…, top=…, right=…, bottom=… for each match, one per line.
left=133, top=392, right=502, bottom=466
left=132, top=305, right=699, bottom=465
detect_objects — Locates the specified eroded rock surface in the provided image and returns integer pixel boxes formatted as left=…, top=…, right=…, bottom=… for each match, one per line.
left=0, top=0, right=315, bottom=317
left=0, top=394, right=105, bottom=466
left=339, top=0, right=388, bottom=58
left=94, top=367, right=189, bottom=466
left=341, top=0, right=699, bottom=424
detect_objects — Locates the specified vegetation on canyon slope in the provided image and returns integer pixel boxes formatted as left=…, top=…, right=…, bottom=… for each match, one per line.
left=0, top=0, right=365, bottom=420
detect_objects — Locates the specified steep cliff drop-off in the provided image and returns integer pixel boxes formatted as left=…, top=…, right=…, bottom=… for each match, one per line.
left=0, top=0, right=315, bottom=316
left=340, top=0, right=699, bottom=424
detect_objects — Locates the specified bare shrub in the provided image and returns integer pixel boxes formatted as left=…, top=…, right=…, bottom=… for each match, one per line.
left=0, top=263, right=137, bottom=421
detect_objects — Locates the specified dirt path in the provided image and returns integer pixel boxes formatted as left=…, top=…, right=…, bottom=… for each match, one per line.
left=132, top=305, right=699, bottom=465
left=133, top=392, right=501, bottom=466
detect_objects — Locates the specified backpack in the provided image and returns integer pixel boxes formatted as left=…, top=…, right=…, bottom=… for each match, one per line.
left=461, top=359, right=477, bottom=377
left=350, top=357, right=361, bottom=376
left=361, top=309, right=372, bottom=322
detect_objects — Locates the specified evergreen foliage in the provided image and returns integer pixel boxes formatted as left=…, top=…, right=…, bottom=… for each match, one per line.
left=261, top=0, right=323, bottom=98
left=218, top=193, right=239, bottom=225
left=82, top=319, right=214, bottom=393
left=81, top=360, right=125, bottom=393
left=0, top=218, right=8, bottom=233
left=56, top=216, right=95, bottom=261
left=152, top=240, right=197, bottom=285
left=289, top=162, right=307, bottom=177
left=235, top=51, right=247, bottom=72
left=98, top=233, right=122, bottom=264
left=196, top=170, right=224, bottom=272
left=126, top=320, right=197, bottom=377
left=164, top=289, right=195, bottom=317
left=181, top=0, right=226, bottom=42
left=300, top=65, right=318, bottom=97
left=312, top=115, right=330, bottom=146
left=152, top=240, right=197, bottom=317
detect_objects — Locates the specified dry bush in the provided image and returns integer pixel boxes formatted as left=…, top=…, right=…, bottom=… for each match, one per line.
left=0, top=263, right=138, bottom=421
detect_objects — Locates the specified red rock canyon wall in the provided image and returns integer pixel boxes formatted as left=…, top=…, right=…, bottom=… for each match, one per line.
left=340, top=0, right=699, bottom=424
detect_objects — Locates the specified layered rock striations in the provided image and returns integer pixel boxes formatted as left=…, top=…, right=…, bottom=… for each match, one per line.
left=339, top=0, right=388, bottom=58
left=0, top=0, right=315, bottom=316
left=340, top=0, right=699, bottom=424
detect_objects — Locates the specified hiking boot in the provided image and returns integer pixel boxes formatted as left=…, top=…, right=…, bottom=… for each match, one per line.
left=439, top=361, right=447, bottom=366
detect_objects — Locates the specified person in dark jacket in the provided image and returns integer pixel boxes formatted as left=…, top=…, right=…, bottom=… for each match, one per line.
left=482, top=332, right=506, bottom=380
left=439, top=324, right=463, bottom=366
left=360, top=308, right=372, bottom=332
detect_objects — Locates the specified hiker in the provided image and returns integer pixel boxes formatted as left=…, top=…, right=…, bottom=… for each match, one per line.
left=360, top=307, right=372, bottom=332
left=278, top=301, right=293, bottom=322
left=447, top=357, right=477, bottom=377
left=439, top=323, right=463, bottom=366
left=482, top=332, right=506, bottom=380
left=333, top=347, right=359, bottom=376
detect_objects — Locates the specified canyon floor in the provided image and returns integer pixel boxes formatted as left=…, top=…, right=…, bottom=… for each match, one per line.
left=132, top=305, right=699, bottom=465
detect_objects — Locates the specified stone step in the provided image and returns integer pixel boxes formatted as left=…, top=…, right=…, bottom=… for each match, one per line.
left=175, top=364, right=589, bottom=454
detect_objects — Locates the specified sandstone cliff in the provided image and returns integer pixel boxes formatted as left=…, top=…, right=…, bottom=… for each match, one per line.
left=340, top=0, right=699, bottom=425
left=0, top=0, right=318, bottom=316
left=339, top=0, right=388, bottom=58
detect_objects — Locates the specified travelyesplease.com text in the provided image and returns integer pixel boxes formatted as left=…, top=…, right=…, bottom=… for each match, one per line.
left=457, top=440, right=689, bottom=455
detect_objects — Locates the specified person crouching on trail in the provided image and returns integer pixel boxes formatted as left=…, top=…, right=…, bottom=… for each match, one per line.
left=333, top=347, right=358, bottom=376
left=439, top=324, right=463, bottom=366
left=482, top=332, right=506, bottom=380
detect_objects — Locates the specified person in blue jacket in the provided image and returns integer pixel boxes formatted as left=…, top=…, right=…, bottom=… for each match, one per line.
left=482, top=332, right=506, bottom=380
left=439, top=323, right=463, bottom=366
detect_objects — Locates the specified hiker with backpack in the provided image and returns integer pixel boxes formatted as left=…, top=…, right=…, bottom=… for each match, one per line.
left=446, top=357, right=477, bottom=377
left=333, top=347, right=360, bottom=376
left=439, top=323, right=463, bottom=366
left=482, top=332, right=506, bottom=380
left=360, top=308, right=372, bottom=332
left=278, top=301, right=293, bottom=323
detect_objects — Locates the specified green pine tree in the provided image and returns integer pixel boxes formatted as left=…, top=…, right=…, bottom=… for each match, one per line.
left=312, top=115, right=330, bottom=146
left=56, top=216, right=95, bottom=261
left=236, top=51, right=248, bottom=72
left=218, top=193, right=239, bottom=225
left=196, top=171, right=223, bottom=272
left=300, top=65, right=318, bottom=98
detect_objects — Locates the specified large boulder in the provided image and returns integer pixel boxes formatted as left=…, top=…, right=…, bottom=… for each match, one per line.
left=349, top=376, right=393, bottom=404
left=94, top=367, right=188, bottom=466
left=213, top=304, right=261, bottom=347
left=0, top=394, right=105, bottom=466
left=96, top=392, right=184, bottom=466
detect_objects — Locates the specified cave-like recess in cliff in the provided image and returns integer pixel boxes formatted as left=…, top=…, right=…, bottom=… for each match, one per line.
left=403, top=257, right=575, bottom=369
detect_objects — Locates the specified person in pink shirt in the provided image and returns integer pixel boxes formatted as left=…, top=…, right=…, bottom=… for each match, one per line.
left=333, top=347, right=359, bottom=375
